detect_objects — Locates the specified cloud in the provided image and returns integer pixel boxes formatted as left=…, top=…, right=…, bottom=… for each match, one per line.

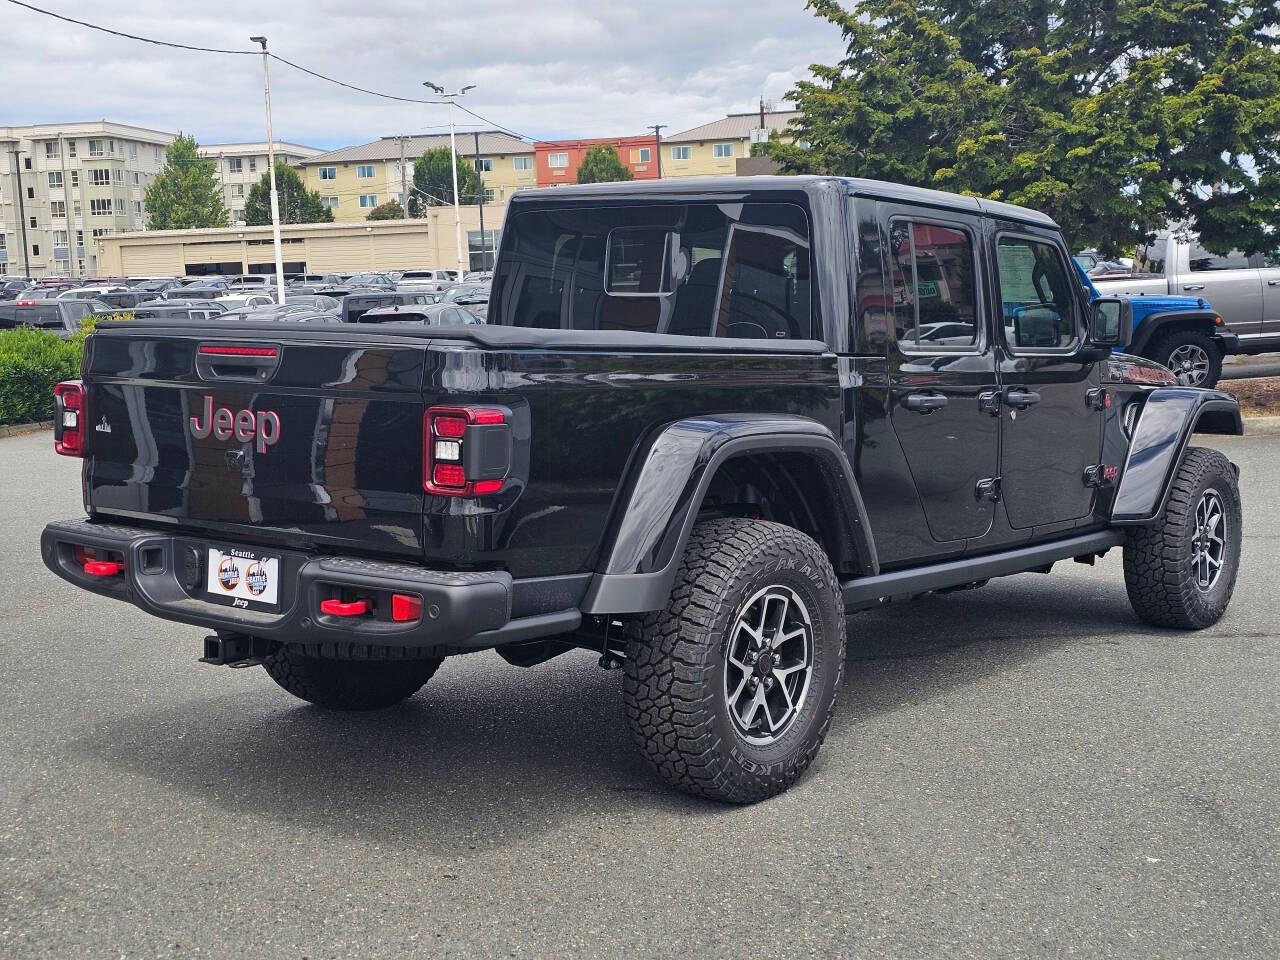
left=2, top=0, right=847, bottom=148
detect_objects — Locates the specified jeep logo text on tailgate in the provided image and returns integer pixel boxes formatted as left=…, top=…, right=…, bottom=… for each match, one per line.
left=189, top=396, right=280, bottom=454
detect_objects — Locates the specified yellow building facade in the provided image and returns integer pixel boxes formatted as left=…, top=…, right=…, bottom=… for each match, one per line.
left=298, top=131, right=535, bottom=223
left=662, top=110, right=800, bottom=179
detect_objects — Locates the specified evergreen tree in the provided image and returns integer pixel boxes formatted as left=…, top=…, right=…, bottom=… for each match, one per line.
left=407, top=147, right=482, bottom=216
left=244, top=163, right=334, bottom=225
left=576, top=145, right=634, bottom=184
left=144, top=133, right=229, bottom=230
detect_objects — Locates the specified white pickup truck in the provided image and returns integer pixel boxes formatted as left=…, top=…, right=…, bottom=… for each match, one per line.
left=1094, top=232, right=1280, bottom=384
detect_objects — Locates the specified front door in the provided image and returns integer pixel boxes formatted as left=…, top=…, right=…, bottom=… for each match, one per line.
left=885, top=209, right=999, bottom=544
left=1181, top=241, right=1263, bottom=336
left=992, top=229, right=1103, bottom=529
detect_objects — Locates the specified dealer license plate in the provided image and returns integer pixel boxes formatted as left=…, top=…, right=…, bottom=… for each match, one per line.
left=204, top=546, right=281, bottom=612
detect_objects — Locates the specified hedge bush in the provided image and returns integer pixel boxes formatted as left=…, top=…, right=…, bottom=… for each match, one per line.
left=0, top=317, right=105, bottom=426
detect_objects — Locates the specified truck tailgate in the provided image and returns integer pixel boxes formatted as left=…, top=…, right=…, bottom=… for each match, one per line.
left=82, top=326, right=428, bottom=558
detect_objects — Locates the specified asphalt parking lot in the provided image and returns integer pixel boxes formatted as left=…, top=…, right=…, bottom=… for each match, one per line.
left=2, top=429, right=1276, bottom=959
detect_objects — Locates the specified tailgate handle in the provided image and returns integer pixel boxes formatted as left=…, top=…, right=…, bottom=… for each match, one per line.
left=196, top=343, right=280, bottom=383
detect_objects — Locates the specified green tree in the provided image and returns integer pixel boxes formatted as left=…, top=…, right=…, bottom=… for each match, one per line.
left=407, top=147, right=481, bottom=216
left=771, top=0, right=1280, bottom=255
left=243, top=163, right=334, bottom=226
left=576, top=145, right=634, bottom=184
left=144, top=133, right=228, bottom=230
left=365, top=200, right=405, bottom=221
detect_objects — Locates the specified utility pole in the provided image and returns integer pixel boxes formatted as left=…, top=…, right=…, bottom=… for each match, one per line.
left=424, top=81, right=474, bottom=278
left=11, top=150, right=32, bottom=278
left=759, top=95, right=766, bottom=131
left=474, top=130, right=485, bottom=271
left=250, top=35, right=286, bottom=305
left=399, top=136, right=409, bottom=217
left=649, top=124, right=666, bottom=179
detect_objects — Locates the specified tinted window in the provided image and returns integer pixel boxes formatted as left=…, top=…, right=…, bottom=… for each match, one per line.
left=494, top=202, right=812, bottom=339
left=1135, top=239, right=1167, bottom=274
left=996, top=236, right=1078, bottom=351
left=1188, top=243, right=1250, bottom=272
left=889, top=221, right=978, bottom=349
left=27, top=305, right=63, bottom=328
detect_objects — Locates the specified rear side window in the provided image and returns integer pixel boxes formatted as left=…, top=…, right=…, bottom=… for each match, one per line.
left=888, top=220, right=979, bottom=350
left=493, top=201, right=812, bottom=340
left=1134, top=239, right=1167, bottom=274
left=996, top=236, right=1079, bottom=351
left=1188, top=243, right=1250, bottom=272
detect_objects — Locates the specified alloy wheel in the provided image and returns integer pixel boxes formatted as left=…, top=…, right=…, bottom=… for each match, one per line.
left=723, top=585, right=814, bottom=745
left=1191, top=489, right=1226, bottom=591
left=1168, top=343, right=1211, bottom=386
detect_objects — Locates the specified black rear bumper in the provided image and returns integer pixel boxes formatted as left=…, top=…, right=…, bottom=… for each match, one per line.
left=41, top=518, right=581, bottom=649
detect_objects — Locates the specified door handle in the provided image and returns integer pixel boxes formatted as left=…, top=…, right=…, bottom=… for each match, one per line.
left=1182, top=284, right=1206, bottom=291
left=1004, top=387, right=1041, bottom=409
left=1268, top=279, right=1280, bottom=286
left=903, top=392, right=948, bottom=414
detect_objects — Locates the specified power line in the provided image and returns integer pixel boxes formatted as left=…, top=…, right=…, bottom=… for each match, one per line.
left=5, top=0, right=539, bottom=142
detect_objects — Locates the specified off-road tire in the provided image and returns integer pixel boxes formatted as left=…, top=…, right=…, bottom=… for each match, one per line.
left=262, top=647, right=444, bottom=710
left=1151, top=329, right=1222, bottom=388
left=623, top=518, right=845, bottom=803
left=1124, top=446, right=1241, bottom=629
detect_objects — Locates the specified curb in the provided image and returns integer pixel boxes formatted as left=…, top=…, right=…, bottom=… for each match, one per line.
left=0, top=420, right=53, bottom=438
left=1242, top=415, right=1280, bottom=438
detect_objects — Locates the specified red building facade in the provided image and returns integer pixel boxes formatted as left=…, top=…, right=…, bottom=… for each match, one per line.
left=535, top=135, right=660, bottom=187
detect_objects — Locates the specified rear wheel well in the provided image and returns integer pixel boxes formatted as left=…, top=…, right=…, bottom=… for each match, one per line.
left=698, top=451, right=865, bottom=578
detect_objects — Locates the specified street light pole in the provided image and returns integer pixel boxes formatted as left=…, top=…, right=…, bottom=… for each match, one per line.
left=425, top=81, right=474, bottom=278
left=251, top=35, right=286, bottom=305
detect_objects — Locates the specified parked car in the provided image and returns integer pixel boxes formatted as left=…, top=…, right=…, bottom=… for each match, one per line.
left=397, top=269, right=459, bottom=293
left=441, top=282, right=490, bottom=303
left=126, top=276, right=180, bottom=292
left=288, top=273, right=343, bottom=287
left=345, top=272, right=397, bottom=290
left=1093, top=231, right=1280, bottom=381
left=340, top=291, right=440, bottom=323
left=182, top=277, right=232, bottom=289
left=3, top=298, right=112, bottom=336
left=227, top=305, right=338, bottom=324
left=132, top=301, right=228, bottom=321
left=463, top=271, right=493, bottom=282
left=42, top=175, right=1245, bottom=805
left=95, top=290, right=153, bottom=311
left=278, top=294, right=340, bottom=311
left=55, top=285, right=132, bottom=300
left=356, top=303, right=479, bottom=325
left=0, top=279, right=30, bottom=300
left=167, top=286, right=231, bottom=301
left=215, top=294, right=276, bottom=311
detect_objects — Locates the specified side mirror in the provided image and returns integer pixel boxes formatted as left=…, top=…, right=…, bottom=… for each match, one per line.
left=1089, top=296, right=1132, bottom=350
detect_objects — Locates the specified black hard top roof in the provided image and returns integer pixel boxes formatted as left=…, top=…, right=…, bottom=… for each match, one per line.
left=507, top=174, right=1057, bottom=229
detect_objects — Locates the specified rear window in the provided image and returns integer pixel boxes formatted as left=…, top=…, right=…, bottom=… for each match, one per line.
left=492, top=201, right=813, bottom=339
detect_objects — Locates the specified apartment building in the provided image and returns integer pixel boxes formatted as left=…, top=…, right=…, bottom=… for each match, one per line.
left=298, top=131, right=533, bottom=223
left=662, top=110, right=801, bottom=179
left=534, top=135, right=660, bottom=186
left=200, top=141, right=324, bottom=224
left=0, top=121, right=175, bottom=278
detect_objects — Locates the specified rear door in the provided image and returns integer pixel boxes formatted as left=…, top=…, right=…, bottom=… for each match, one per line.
left=882, top=204, right=999, bottom=543
left=992, top=226, right=1102, bottom=530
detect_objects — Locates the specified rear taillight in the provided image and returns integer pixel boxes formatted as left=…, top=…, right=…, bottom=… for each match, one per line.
left=423, top=405, right=511, bottom=497
left=53, top=380, right=86, bottom=457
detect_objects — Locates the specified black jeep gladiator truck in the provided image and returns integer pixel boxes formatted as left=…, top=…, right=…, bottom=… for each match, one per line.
left=42, top=177, right=1244, bottom=803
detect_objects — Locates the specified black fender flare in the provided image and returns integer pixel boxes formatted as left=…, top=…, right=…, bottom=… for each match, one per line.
left=580, top=413, right=878, bottom=615
left=1130, top=310, right=1222, bottom=357
left=1111, top=388, right=1243, bottom=524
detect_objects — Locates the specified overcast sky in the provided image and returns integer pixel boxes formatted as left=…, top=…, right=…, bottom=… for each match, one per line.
left=3, top=1, right=848, bottom=149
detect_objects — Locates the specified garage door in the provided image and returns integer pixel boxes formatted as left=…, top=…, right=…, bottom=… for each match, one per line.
left=120, top=246, right=184, bottom=275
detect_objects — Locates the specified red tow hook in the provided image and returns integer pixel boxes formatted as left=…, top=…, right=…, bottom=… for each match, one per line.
left=83, top=560, right=124, bottom=577
left=320, top=599, right=369, bottom=617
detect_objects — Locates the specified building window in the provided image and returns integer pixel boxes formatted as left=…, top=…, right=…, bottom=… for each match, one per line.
left=88, top=169, right=111, bottom=186
left=713, top=143, right=734, bottom=158
left=51, top=201, right=65, bottom=217
left=88, top=138, right=113, bottom=157
left=629, top=147, right=652, bottom=163
left=154, top=145, right=161, bottom=161
left=73, top=200, right=81, bottom=217
left=671, top=145, right=691, bottom=160
left=29, top=217, right=37, bottom=229
left=474, top=157, right=493, bottom=173
left=70, top=170, right=79, bottom=187
left=90, top=198, right=112, bottom=216
left=249, top=157, right=256, bottom=172
left=359, top=194, right=377, bottom=208
left=548, top=152, right=569, bottom=168
left=112, top=169, right=124, bottom=184
left=227, top=157, right=243, bottom=173
left=319, top=166, right=336, bottom=180
left=31, top=244, right=39, bottom=256
left=53, top=230, right=69, bottom=246
left=23, top=157, right=31, bottom=170
left=132, top=172, right=139, bottom=186
left=483, top=188, right=496, bottom=203
left=76, top=230, right=83, bottom=246
left=134, top=201, right=142, bottom=215
left=321, top=196, right=339, bottom=210
left=514, top=155, right=533, bottom=171
left=45, top=142, right=60, bottom=159
left=232, top=184, right=244, bottom=197
left=356, top=164, right=376, bottom=179
left=67, top=140, right=77, bottom=158
left=48, top=171, right=63, bottom=188
left=27, top=187, right=34, bottom=200
left=114, top=198, right=126, bottom=215
left=91, top=228, right=113, bottom=238
left=129, top=142, right=137, bottom=158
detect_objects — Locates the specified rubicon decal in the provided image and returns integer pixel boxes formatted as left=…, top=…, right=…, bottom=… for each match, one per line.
left=189, top=396, right=281, bottom=454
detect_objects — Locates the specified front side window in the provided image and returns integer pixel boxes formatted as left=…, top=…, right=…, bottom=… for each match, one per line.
left=357, top=164, right=376, bottom=179
left=494, top=201, right=812, bottom=340
left=888, top=220, right=979, bottom=350
left=996, top=235, right=1079, bottom=351
left=713, top=143, right=734, bottom=158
